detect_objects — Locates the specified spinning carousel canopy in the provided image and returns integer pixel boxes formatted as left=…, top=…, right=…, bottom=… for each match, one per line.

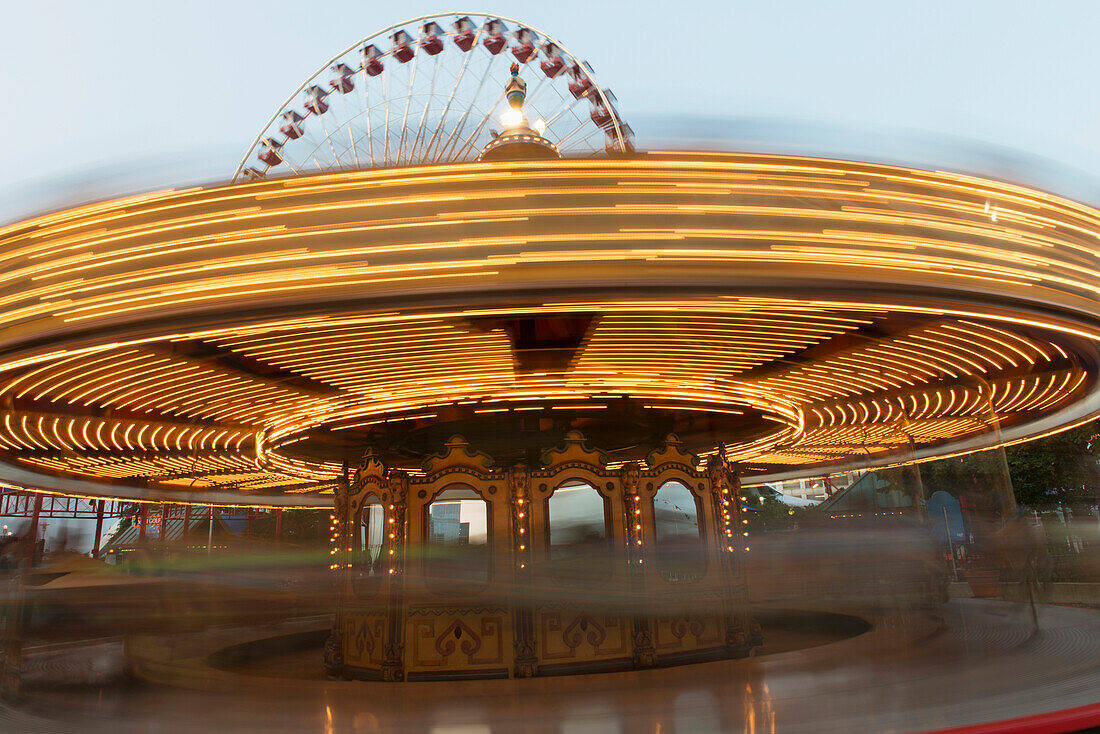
left=2, top=151, right=1099, bottom=505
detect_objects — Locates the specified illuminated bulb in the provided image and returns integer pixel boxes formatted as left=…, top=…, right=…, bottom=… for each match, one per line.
left=519, top=544, right=525, bottom=550
left=519, top=528, right=525, bottom=534
left=500, top=108, right=524, bottom=127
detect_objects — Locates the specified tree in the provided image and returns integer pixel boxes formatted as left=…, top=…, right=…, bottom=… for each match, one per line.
left=743, top=495, right=813, bottom=532
left=919, top=420, right=1100, bottom=509
left=1002, top=421, right=1099, bottom=508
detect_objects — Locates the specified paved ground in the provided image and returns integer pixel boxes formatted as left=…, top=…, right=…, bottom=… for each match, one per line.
left=3, top=600, right=1099, bottom=733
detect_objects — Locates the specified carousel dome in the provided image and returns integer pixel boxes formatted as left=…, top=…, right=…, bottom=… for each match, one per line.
left=478, top=126, right=561, bottom=161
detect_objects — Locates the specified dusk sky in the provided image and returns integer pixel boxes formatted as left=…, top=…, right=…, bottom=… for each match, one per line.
left=3, top=1, right=1100, bottom=219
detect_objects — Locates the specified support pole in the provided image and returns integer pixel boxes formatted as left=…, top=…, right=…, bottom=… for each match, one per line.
left=158, top=503, right=168, bottom=543
left=138, top=504, right=147, bottom=541
left=183, top=504, right=192, bottom=544
left=27, top=493, right=43, bottom=567
left=91, top=500, right=105, bottom=558
left=944, top=505, right=959, bottom=581
left=275, top=508, right=283, bottom=547
left=207, top=505, right=214, bottom=554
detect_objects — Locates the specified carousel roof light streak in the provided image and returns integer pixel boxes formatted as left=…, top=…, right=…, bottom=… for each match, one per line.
left=2, top=11, right=1100, bottom=506
left=1, top=153, right=1099, bottom=503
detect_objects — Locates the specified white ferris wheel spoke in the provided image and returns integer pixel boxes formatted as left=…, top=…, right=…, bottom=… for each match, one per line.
left=381, top=70, right=391, bottom=164
left=432, top=50, right=500, bottom=164
left=396, top=48, right=421, bottom=165
left=362, top=71, right=377, bottom=167
left=407, top=50, right=442, bottom=164
left=420, top=29, right=483, bottom=163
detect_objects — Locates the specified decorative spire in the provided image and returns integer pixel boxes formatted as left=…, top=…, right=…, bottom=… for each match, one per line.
left=478, top=63, right=560, bottom=160
left=505, top=62, right=527, bottom=111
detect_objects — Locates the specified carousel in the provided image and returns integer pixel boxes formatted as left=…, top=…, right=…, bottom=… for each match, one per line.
left=330, top=432, right=756, bottom=680
left=2, top=13, right=1100, bottom=681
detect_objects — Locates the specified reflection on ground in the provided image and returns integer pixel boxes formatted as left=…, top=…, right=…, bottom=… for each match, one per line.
left=4, top=602, right=1099, bottom=733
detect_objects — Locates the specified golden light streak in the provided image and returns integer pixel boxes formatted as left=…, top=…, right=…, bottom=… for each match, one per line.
left=0, top=152, right=1097, bottom=501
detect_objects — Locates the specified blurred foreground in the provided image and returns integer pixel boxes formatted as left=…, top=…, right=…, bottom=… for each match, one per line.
left=3, top=440, right=1100, bottom=732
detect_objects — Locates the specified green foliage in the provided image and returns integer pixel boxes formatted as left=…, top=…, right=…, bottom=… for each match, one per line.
left=919, top=450, right=1007, bottom=499
left=743, top=496, right=813, bottom=532
left=1003, top=421, right=1099, bottom=508
left=919, top=420, right=1100, bottom=509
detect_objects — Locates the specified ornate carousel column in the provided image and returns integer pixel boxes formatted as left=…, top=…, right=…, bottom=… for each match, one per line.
left=380, top=467, right=409, bottom=681
left=620, top=462, right=657, bottom=668
left=508, top=463, right=538, bottom=677
left=707, top=454, right=761, bottom=654
left=323, top=472, right=351, bottom=673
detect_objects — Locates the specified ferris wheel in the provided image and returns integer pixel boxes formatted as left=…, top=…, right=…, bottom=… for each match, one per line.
left=233, top=13, right=633, bottom=182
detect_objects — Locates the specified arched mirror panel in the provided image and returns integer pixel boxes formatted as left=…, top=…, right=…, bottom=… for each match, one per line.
left=544, top=479, right=612, bottom=584
left=547, top=479, right=610, bottom=555
left=353, top=497, right=385, bottom=598
left=653, top=480, right=705, bottom=582
left=424, top=486, right=491, bottom=590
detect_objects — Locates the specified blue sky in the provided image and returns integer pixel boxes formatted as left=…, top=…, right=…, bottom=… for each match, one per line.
left=3, top=1, right=1100, bottom=218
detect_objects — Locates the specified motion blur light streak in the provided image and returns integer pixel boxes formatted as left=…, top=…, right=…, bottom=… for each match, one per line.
left=0, top=152, right=1099, bottom=503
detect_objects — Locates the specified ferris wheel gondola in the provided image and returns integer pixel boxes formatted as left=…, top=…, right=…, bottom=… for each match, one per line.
left=234, top=12, right=632, bottom=182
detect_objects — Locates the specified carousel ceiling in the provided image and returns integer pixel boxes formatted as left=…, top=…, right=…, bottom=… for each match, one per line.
left=2, top=152, right=1099, bottom=504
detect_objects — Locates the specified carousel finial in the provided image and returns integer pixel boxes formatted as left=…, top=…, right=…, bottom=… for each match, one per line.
left=505, top=64, right=527, bottom=111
